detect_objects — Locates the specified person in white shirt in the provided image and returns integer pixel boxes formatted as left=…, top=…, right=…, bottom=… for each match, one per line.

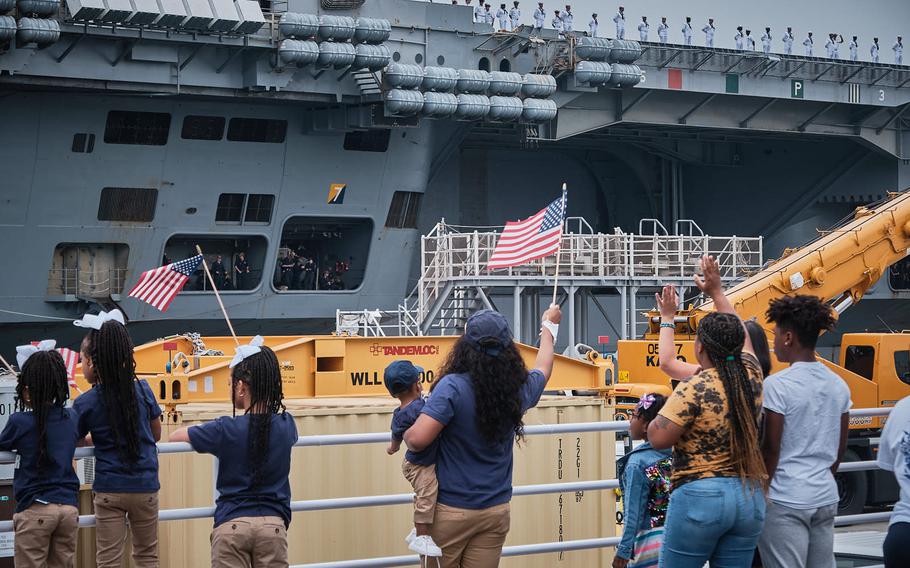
left=878, top=393, right=910, bottom=567
left=483, top=4, right=494, bottom=26
left=612, top=5, right=624, bottom=39
left=701, top=18, right=715, bottom=47
left=871, top=37, right=880, bottom=63
left=532, top=1, right=545, bottom=34
left=761, top=27, right=772, bottom=54
left=637, top=16, right=648, bottom=41
left=588, top=13, right=597, bottom=37
left=551, top=9, right=562, bottom=34
left=848, top=36, right=858, bottom=61
left=657, top=17, right=669, bottom=43
left=734, top=26, right=744, bottom=50
left=560, top=4, right=572, bottom=33
left=745, top=29, right=755, bottom=51
left=803, top=32, right=814, bottom=56
left=496, top=3, right=510, bottom=31
left=895, top=36, right=904, bottom=65
left=782, top=27, right=794, bottom=55
left=473, top=0, right=485, bottom=24
left=510, top=1, right=521, bottom=30
left=758, top=296, right=851, bottom=568
left=680, top=16, right=692, bottom=46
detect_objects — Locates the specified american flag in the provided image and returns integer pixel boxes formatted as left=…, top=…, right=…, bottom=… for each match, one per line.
left=488, top=194, right=567, bottom=269
left=57, top=348, right=79, bottom=388
left=128, top=255, right=203, bottom=312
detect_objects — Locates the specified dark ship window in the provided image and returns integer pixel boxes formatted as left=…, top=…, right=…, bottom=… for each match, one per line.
left=478, top=57, right=490, bottom=71
left=163, top=235, right=268, bottom=292
left=499, top=59, right=511, bottom=72
left=216, top=193, right=246, bottom=223
left=844, top=345, right=876, bottom=381
left=71, top=133, right=95, bottom=153
left=343, top=130, right=391, bottom=152
left=104, top=111, right=171, bottom=145
left=385, top=191, right=422, bottom=229
left=226, top=118, right=287, bottom=143
left=216, top=193, right=275, bottom=224
left=98, top=188, right=158, bottom=222
left=275, top=217, right=373, bottom=292
left=244, top=194, right=275, bottom=223
left=181, top=115, right=226, bottom=140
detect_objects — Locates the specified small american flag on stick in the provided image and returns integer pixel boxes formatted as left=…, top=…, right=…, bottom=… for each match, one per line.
left=57, top=348, right=79, bottom=389
left=128, top=255, right=203, bottom=312
left=487, top=193, right=567, bottom=269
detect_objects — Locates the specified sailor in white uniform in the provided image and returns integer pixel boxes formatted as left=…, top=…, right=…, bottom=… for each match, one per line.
left=588, top=13, right=597, bottom=37
left=473, top=0, right=485, bottom=23
left=496, top=3, right=510, bottom=31
left=734, top=26, right=744, bottom=50
left=510, top=1, right=521, bottom=30
left=637, top=16, right=649, bottom=41
left=552, top=9, right=563, bottom=35
left=701, top=18, right=715, bottom=47
left=745, top=29, right=755, bottom=51
left=681, top=17, right=692, bottom=46
left=848, top=36, right=858, bottom=61
left=871, top=37, right=880, bottom=63
left=657, top=17, right=669, bottom=43
left=803, top=32, right=814, bottom=56
left=484, top=4, right=494, bottom=26
left=561, top=5, right=572, bottom=33
left=613, top=6, right=625, bottom=39
left=895, top=36, right=904, bottom=65
left=532, top=2, right=545, bottom=34
left=761, top=27, right=772, bottom=54
left=832, top=33, right=843, bottom=58
left=782, top=27, right=794, bottom=55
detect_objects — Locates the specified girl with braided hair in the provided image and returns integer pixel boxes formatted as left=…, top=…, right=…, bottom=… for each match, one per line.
left=170, top=336, right=298, bottom=568
left=648, top=256, right=767, bottom=567
left=73, top=310, right=162, bottom=568
left=0, top=343, right=79, bottom=567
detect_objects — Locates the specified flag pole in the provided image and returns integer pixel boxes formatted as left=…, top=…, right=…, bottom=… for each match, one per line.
left=551, top=183, right=567, bottom=306
left=195, top=245, right=240, bottom=346
left=0, top=354, right=17, bottom=377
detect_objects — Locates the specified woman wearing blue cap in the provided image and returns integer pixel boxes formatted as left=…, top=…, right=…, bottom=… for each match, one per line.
left=404, top=304, right=561, bottom=567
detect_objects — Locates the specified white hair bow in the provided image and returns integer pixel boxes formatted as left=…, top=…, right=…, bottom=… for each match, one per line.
left=230, top=335, right=265, bottom=369
left=73, top=309, right=126, bottom=330
left=16, top=339, right=57, bottom=370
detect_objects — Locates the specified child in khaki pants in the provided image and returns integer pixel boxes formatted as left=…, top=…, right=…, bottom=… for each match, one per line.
left=384, top=361, right=442, bottom=559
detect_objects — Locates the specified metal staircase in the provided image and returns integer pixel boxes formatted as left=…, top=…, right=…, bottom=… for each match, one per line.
left=353, top=70, right=382, bottom=99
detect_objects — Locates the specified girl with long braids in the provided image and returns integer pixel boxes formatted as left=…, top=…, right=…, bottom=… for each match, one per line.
left=73, top=310, right=163, bottom=568
left=648, top=256, right=767, bottom=567
left=0, top=342, right=80, bottom=567
left=170, top=336, right=298, bottom=568
left=404, top=305, right=561, bottom=567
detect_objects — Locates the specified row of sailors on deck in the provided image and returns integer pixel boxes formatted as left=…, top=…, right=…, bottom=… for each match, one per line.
left=459, top=0, right=905, bottom=64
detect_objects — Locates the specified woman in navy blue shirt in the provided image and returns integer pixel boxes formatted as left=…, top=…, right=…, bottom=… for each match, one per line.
left=73, top=310, right=162, bottom=568
left=0, top=343, right=80, bottom=567
left=405, top=306, right=560, bottom=567
left=170, top=336, right=298, bottom=568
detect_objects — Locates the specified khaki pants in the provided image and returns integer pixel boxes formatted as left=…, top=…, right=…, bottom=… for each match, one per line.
left=13, top=503, right=79, bottom=568
left=93, top=492, right=159, bottom=568
left=211, top=516, right=288, bottom=568
left=430, top=502, right=510, bottom=568
left=402, top=460, right=439, bottom=525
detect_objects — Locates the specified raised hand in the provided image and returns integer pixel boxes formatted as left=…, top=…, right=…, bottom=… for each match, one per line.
left=655, top=284, right=679, bottom=320
left=693, top=254, right=722, bottom=296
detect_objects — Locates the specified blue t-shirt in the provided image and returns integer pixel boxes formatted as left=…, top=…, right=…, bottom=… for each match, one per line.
left=0, top=408, right=80, bottom=513
left=390, top=398, right=437, bottom=466
left=74, top=380, right=162, bottom=493
left=189, top=412, right=298, bottom=528
left=421, top=370, right=547, bottom=509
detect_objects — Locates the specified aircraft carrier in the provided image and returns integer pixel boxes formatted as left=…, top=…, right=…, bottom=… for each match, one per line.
left=2, top=0, right=910, bottom=357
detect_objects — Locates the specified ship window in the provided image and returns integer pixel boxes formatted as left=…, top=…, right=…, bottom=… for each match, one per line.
left=889, top=256, right=910, bottom=290
left=163, top=235, right=268, bottom=291
left=47, top=243, right=130, bottom=298
left=844, top=345, right=875, bottom=381
left=216, top=193, right=274, bottom=224
left=215, top=194, right=246, bottom=223
left=499, top=59, right=511, bottom=72
left=103, top=111, right=171, bottom=145
left=98, top=187, right=158, bottom=222
left=478, top=57, right=490, bottom=71
left=894, top=351, right=910, bottom=386
left=181, top=115, right=226, bottom=140
left=385, top=191, right=422, bottom=229
left=226, top=118, right=287, bottom=143
left=276, top=217, right=372, bottom=291
left=343, top=130, right=391, bottom=152
left=244, top=194, right=275, bottom=223
left=71, top=133, right=95, bottom=153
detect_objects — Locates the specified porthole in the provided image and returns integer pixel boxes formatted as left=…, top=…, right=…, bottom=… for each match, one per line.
left=437, top=55, right=445, bottom=65
left=185, top=207, right=197, bottom=215
left=392, top=51, right=401, bottom=62
left=415, top=53, right=423, bottom=64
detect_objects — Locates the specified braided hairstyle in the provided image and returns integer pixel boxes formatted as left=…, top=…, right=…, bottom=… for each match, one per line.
left=438, top=337, right=528, bottom=445
left=83, top=321, right=142, bottom=464
left=230, top=346, right=286, bottom=487
left=696, top=312, right=766, bottom=485
left=17, top=350, right=70, bottom=471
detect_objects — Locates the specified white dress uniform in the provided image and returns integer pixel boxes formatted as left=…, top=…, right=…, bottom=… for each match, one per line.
left=510, top=7, right=521, bottom=29
left=552, top=14, right=563, bottom=33
left=761, top=32, right=771, bottom=54
left=894, top=41, right=904, bottom=65
left=870, top=42, right=879, bottom=63
left=804, top=35, right=813, bottom=56
left=474, top=3, right=485, bottom=23
left=484, top=9, right=494, bottom=25
left=849, top=39, right=858, bottom=61
left=681, top=22, right=692, bottom=45
left=533, top=7, right=545, bottom=30
left=734, top=31, right=744, bottom=50
left=702, top=24, right=714, bottom=47
left=497, top=8, right=510, bottom=30
left=825, top=38, right=835, bottom=58
left=638, top=21, right=648, bottom=41
left=782, top=31, right=793, bottom=55
left=613, top=11, right=624, bottom=39
left=588, top=17, right=597, bottom=37
left=746, top=35, right=755, bottom=51
left=657, top=22, right=669, bottom=43
left=561, top=10, right=572, bottom=32
left=833, top=38, right=842, bottom=59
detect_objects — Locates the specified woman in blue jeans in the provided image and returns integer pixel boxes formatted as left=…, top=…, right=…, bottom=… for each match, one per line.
left=647, top=258, right=767, bottom=567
